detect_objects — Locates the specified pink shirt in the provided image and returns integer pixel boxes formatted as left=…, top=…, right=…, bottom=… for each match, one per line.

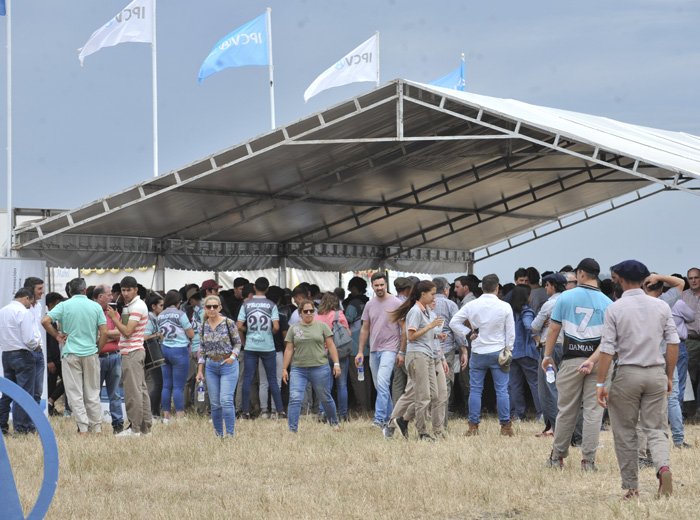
left=361, top=295, right=402, bottom=352
left=315, top=310, right=350, bottom=331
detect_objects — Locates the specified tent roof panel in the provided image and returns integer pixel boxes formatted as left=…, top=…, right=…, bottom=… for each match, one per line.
left=14, top=80, right=700, bottom=270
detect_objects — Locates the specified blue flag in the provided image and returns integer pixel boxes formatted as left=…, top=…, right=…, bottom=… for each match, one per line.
left=198, top=12, right=269, bottom=83
left=430, top=61, right=466, bottom=91
left=0, top=0, right=6, bottom=16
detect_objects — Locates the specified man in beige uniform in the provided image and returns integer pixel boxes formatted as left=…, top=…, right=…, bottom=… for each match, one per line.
left=596, top=260, right=679, bottom=500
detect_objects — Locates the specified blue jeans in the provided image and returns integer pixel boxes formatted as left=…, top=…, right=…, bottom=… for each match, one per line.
left=99, top=352, right=124, bottom=427
left=668, top=367, right=685, bottom=445
left=242, top=350, right=283, bottom=414
left=676, top=342, right=688, bottom=407
left=33, top=350, right=45, bottom=409
left=161, top=346, right=189, bottom=413
left=469, top=350, right=510, bottom=425
left=288, top=365, right=338, bottom=432
left=319, top=356, right=350, bottom=418
left=369, top=351, right=396, bottom=425
left=509, top=356, right=541, bottom=419
left=537, top=344, right=563, bottom=428
left=205, top=358, right=239, bottom=437
left=0, top=350, right=37, bottom=433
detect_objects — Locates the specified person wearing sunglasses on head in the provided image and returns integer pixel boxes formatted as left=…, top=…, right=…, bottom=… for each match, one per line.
left=282, top=299, right=342, bottom=432
left=196, top=295, right=242, bottom=437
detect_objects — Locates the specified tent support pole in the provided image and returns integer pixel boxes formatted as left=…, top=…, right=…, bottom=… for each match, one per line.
left=278, top=257, right=287, bottom=288
left=154, top=254, right=165, bottom=292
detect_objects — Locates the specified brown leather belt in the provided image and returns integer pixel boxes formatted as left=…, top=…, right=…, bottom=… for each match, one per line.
left=208, top=354, right=231, bottom=362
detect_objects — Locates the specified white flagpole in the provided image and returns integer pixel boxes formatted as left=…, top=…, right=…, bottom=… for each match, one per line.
left=266, top=7, right=275, bottom=129
left=375, top=31, right=380, bottom=87
left=5, top=0, right=13, bottom=256
left=151, top=0, right=159, bottom=177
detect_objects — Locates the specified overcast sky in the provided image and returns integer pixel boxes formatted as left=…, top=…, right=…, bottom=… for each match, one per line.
left=1, top=0, right=699, bottom=279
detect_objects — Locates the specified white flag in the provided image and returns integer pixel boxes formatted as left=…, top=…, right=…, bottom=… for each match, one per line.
left=304, top=33, right=379, bottom=102
left=78, top=0, right=154, bottom=65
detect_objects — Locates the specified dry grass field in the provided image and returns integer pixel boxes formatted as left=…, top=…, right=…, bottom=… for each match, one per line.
left=5, top=414, right=700, bottom=519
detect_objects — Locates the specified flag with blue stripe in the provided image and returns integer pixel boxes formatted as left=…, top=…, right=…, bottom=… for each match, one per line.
left=430, top=62, right=466, bottom=91
left=198, top=12, right=269, bottom=83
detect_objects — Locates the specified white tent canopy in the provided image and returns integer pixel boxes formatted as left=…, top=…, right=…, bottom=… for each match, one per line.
left=12, top=79, right=700, bottom=272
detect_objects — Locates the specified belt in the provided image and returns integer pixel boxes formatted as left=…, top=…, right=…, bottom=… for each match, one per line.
left=208, top=354, right=232, bottom=362
left=99, top=351, right=119, bottom=358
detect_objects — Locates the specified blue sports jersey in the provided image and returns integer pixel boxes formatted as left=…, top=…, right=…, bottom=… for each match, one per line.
left=237, top=296, right=278, bottom=352
left=550, top=285, right=612, bottom=359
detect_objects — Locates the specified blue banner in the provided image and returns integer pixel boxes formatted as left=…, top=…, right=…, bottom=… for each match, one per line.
left=198, top=12, right=269, bottom=83
left=0, top=0, right=6, bottom=17
left=430, top=62, right=466, bottom=91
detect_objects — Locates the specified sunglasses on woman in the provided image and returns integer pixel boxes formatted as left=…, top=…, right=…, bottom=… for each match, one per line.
left=302, top=309, right=314, bottom=315
left=205, top=304, right=220, bottom=309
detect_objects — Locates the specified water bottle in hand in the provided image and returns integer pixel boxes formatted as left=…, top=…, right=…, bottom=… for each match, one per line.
left=546, top=366, right=556, bottom=384
left=358, top=365, right=365, bottom=382
left=197, top=380, right=206, bottom=402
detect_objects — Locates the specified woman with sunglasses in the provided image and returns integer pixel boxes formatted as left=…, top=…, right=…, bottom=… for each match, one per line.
left=196, top=295, right=242, bottom=437
left=282, top=299, right=341, bottom=432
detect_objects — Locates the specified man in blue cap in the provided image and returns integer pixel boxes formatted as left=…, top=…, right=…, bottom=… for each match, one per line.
left=596, top=260, right=679, bottom=499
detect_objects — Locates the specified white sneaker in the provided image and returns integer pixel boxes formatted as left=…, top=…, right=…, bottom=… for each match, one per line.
left=162, top=418, right=171, bottom=425
left=115, top=428, right=141, bottom=438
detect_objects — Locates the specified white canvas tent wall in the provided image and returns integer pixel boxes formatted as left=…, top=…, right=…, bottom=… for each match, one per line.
left=11, top=80, right=700, bottom=272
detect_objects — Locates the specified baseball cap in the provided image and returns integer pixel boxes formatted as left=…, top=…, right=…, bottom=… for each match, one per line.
left=201, top=279, right=222, bottom=291
left=575, top=258, right=600, bottom=277
left=186, top=287, right=201, bottom=301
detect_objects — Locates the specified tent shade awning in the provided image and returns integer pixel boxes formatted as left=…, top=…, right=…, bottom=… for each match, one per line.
left=14, top=80, right=700, bottom=271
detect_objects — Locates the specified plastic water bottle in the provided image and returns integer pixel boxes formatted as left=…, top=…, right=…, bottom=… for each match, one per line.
left=197, top=380, right=206, bottom=402
left=546, top=366, right=556, bottom=384
left=358, top=364, right=365, bottom=382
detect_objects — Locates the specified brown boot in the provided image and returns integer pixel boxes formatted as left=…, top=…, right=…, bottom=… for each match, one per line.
left=500, top=421, right=514, bottom=437
left=464, top=422, right=479, bottom=436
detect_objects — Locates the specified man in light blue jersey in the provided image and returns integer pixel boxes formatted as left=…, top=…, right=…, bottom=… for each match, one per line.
left=237, top=277, right=284, bottom=419
left=542, top=258, right=612, bottom=471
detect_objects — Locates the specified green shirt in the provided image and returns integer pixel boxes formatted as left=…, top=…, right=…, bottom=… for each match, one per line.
left=47, top=295, right=106, bottom=357
left=284, top=321, right=332, bottom=368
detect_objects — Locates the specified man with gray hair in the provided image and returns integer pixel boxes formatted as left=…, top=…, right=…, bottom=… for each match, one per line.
left=43, top=278, right=108, bottom=434
left=433, top=276, right=460, bottom=427
left=93, top=284, right=125, bottom=434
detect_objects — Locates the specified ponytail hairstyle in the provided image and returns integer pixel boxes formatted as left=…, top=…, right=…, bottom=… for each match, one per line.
left=390, top=280, right=436, bottom=322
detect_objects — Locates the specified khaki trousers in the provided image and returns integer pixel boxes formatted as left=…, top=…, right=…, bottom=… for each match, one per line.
left=122, top=349, right=152, bottom=434
left=391, top=352, right=448, bottom=435
left=391, top=363, right=407, bottom=406
left=552, top=358, right=607, bottom=461
left=62, top=353, right=102, bottom=433
left=609, top=365, right=669, bottom=490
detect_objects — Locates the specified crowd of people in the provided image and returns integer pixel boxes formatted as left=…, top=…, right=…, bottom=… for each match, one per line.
left=1, top=261, right=699, bottom=499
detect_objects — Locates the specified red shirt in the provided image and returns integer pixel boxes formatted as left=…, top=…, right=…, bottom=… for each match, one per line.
left=101, top=309, right=121, bottom=354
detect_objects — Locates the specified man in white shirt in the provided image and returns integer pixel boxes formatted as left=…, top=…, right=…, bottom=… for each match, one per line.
left=0, top=289, right=39, bottom=435
left=23, top=277, right=45, bottom=409
left=450, top=274, right=515, bottom=437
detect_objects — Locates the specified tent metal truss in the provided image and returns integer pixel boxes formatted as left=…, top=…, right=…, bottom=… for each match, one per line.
left=12, top=80, right=700, bottom=272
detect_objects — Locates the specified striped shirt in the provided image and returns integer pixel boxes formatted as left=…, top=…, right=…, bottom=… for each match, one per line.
left=118, top=296, right=148, bottom=353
